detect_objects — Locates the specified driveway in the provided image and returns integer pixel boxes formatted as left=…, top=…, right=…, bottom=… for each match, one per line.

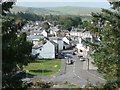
left=33, top=49, right=106, bottom=87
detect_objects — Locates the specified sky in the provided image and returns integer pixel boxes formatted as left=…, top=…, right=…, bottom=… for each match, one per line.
left=16, top=0, right=111, bottom=9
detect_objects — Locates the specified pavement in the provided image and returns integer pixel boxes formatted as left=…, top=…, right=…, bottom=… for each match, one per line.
left=83, top=57, right=98, bottom=70
left=32, top=49, right=106, bottom=88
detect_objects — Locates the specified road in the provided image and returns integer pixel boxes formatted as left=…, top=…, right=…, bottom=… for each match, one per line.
left=33, top=49, right=106, bottom=87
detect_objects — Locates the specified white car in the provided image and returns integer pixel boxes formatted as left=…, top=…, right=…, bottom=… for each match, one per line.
left=64, top=55, right=69, bottom=59
left=79, top=57, right=86, bottom=61
left=64, top=54, right=72, bottom=59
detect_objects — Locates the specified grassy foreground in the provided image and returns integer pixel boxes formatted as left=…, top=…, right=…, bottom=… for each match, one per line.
left=23, top=59, right=61, bottom=76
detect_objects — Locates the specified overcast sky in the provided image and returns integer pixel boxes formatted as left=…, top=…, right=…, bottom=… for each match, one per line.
left=16, top=0, right=111, bottom=8
left=17, top=0, right=109, bottom=2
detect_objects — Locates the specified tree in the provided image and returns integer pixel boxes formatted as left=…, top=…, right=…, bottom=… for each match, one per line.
left=42, top=21, right=50, bottom=32
left=2, top=1, right=33, bottom=88
left=85, top=0, right=120, bottom=84
left=63, top=18, right=73, bottom=31
left=1, top=1, right=15, bottom=15
left=57, top=16, right=82, bottom=31
left=71, top=16, right=82, bottom=27
left=58, top=16, right=73, bottom=31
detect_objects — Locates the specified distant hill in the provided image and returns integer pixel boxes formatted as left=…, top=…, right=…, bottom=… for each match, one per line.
left=11, top=6, right=62, bottom=15
left=11, top=6, right=102, bottom=16
left=46, top=6, right=101, bottom=15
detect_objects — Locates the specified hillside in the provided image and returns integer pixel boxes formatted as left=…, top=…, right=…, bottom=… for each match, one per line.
left=11, top=6, right=101, bottom=16
left=46, top=6, right=101, bottom=15
left=11, top=6, right=62, bottom=15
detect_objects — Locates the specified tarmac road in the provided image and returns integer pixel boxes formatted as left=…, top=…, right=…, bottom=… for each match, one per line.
left=33, top=49, right=106, bottom=87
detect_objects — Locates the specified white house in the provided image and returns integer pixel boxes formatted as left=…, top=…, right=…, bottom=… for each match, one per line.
left=63, top=41, right=70, bottom=50
left=55, top=38, right=63, bottom=51
left=75, top=30, right=92, bottom=56
left=70, top=28, right=83, bottom=37
left=62, top=37, right=71, bottom=49
left=76, top=43, right=89, bottom=57
left=32, top=40, right=57, bottom=59
left=81, top=30, right=92, bottom=40
left=30, top=29, right=42, bottom=36
left=62, top=37, right=70, bottom=45
left=49, top=37, right=63, bottom=51
left=48, top=21, right=54, bottom=27
left=27, top=35, right=44, bottom=45
left=41, top=30, right=47, bottom=37
left=49, top=26, right=59, bottom=36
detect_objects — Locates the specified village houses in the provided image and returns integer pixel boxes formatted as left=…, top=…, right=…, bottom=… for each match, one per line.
left=21, top=21, right=99, bottom=60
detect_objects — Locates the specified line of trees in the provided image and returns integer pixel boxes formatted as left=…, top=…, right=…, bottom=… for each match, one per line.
left=8, top=12, right=83, bottom=31
left=8, top=12, right=44, bottom=21
left=83, top=1, right=120, bottom=89
left=2, top=1, right=33, bottom=88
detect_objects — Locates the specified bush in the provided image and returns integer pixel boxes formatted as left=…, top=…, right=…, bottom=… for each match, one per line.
left=30, top=81, right=54, bottom=88
left=104, top=79, right=120, bottom=90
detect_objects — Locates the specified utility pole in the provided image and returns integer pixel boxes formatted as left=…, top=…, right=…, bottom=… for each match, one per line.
left=88, top=58, right=89, bottom=70
left=87, top=49, right=90, bottom=71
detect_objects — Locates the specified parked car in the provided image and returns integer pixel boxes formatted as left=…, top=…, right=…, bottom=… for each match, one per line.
left=79, top=57, right=86, bottom=61
left=66, top=59, right=74, bottom=65
left=73, top=52, right=76, bottom=55
left=64, top=54, right=72, bottom=59
left=78, top=55, right=83, bottom=58
left=64, top=55, right=69, bottom=59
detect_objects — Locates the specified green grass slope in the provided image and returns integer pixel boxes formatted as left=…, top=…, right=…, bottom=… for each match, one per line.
left=11, top=6, right=101, bottom=15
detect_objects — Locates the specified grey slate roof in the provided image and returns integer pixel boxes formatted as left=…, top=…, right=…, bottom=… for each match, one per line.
left=49, top=37, right=63, bottom=41
left=27, top=35, right=44, bottom=41
left=71, top=29, right=84, bottom=32
left=63, top=41, right=69, bottom=45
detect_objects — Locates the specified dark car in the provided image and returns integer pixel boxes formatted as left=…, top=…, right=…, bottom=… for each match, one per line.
left=73, top=52, right=76, bottom=55
left=64, top=54, right=72, bottom=59
left=64, top=55, right=69, bottom=59
left=78, top=55, right=83, bottom=58
left=66, top=60, right=74, bottom=65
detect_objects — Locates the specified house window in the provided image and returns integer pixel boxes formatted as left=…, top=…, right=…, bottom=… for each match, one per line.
left=40, top=49, right=41, bottom=51
left=63, top=46, right=65, bottom=50
left=80, top=50, right=83, bottom=52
